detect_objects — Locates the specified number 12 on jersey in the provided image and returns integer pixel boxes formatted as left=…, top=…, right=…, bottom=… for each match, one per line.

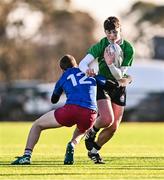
left=67, top=72, right=92, bottom=86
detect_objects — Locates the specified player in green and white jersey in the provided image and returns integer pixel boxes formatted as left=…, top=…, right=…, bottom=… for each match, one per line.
left=79, top=16, right=135, bottom=164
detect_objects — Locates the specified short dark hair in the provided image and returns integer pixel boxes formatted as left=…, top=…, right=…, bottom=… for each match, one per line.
left=104, top=16, right=120, bottom=31
left=59, top=54, right=77, bottom=70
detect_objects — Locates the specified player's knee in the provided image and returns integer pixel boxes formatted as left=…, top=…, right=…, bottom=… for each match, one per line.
left=100, top=115, right=114, bottom=128
left=33, top=119, right=45, bottom=131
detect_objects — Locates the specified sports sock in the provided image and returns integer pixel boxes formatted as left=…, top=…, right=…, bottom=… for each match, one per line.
left=70, top=141, right=75, bottom=148
left=24, top=148, right=32, bottom=157
left=90, top=147, right=98, bottom=154
left=90, top=142, right=101, bottom=154
left=92, top=126, right=100, bottom=133
left=93, top=142, right=101, bottom=150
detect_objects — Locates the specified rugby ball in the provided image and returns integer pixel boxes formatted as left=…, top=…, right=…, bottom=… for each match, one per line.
left=107, top=43, right=123, bottom=68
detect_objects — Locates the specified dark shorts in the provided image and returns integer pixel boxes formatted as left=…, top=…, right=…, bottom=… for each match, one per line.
left=97, top=84, right=126, bottom=106
left=54, top=104, right=97, bottom=133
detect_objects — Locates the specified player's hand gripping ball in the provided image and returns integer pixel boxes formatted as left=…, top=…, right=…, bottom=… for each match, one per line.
left=106, top=43, right=123, bottom=68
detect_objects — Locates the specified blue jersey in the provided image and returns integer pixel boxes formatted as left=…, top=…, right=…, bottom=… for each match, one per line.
left=52, top=67, right=118, bottom=111
left=53, top=68, right=98, bottom=111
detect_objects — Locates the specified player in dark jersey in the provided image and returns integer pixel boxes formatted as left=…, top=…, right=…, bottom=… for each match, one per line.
left=11, top=54, right=122, bottom=165
left=79, top=16, right=134, bottom=164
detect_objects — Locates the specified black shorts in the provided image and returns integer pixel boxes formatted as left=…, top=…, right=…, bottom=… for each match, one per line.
left=97, top=84, right=126, bottom=106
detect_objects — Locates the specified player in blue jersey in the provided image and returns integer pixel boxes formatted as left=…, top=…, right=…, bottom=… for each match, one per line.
left=11, top=54, right=123, bottom=165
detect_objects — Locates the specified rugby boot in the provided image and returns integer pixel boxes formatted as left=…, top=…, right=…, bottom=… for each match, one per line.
left=88, top=151, right=105, bottom=164
left=11, top=155, right=31, bottom=165
left=64, top=142, right=74, bottom=165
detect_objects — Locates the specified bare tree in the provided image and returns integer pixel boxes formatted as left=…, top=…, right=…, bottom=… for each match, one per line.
left=0, top=0, right=96, bottom=82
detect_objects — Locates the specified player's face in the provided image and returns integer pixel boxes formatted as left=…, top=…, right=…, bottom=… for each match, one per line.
left=105, top=27, right=121, bottom=42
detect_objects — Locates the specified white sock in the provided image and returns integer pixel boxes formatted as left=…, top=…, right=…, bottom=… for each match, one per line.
left=70, top=141, right=76, bottom=148
left=90, top=147, right=98, bottom=154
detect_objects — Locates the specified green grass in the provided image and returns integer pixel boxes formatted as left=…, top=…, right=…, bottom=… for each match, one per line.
left=0, top=122, right=164, bottom=180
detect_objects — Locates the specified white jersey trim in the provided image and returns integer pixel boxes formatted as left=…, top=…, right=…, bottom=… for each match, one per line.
left=79, top=54, right=95, bottom=73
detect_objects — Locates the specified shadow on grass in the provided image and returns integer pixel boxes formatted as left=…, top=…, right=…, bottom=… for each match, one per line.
left=0, top=156, right=164, bottom=167
left=0, top=157, right=164, bottom=178
left=0, top=172, right=100, bottom=176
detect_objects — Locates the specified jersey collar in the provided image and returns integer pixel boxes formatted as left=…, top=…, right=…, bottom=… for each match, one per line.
left=108, top=38, right=123, bottom=45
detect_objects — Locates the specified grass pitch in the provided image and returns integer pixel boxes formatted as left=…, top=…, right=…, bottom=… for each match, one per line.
left=0, top=122, right=164, bottom=180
